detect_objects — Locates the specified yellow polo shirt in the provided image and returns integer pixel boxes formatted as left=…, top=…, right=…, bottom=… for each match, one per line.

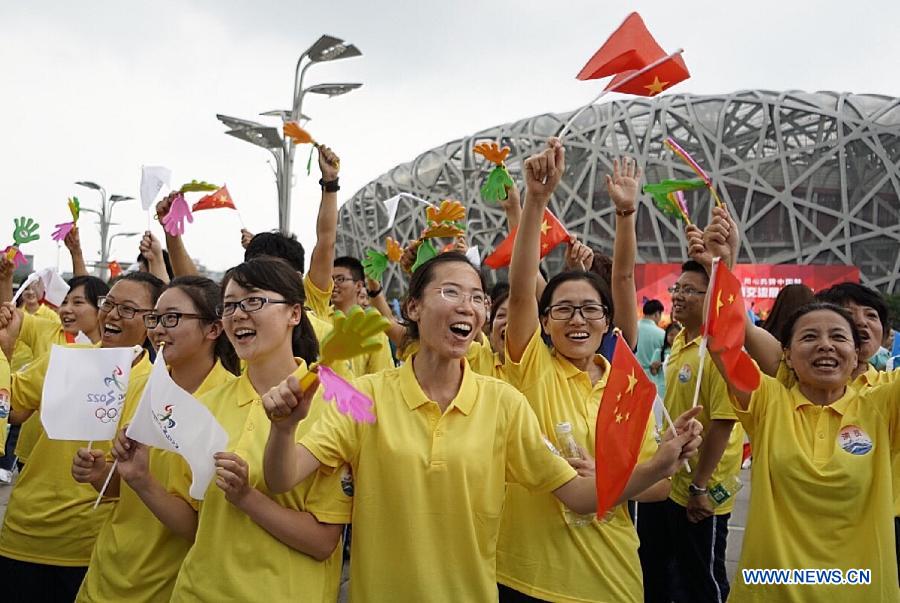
left=15, top=312, right=71, bottom=463
left=399, top=336, right=504, bottom=378
left=76, top=360, right=236, bottom=603
left=778, top=361, right=900, bottom=516
left=665, top=330, right=743, bottom=514
left=497, top=328, right=658, bottom=602
left=170, top=361, right=351, bottom=603
left=300, top=357, right=578, bottom=602
left=304, top=273, right=394, bottom=377
left=0, top=349, right=152, bottom=566
left=730, top=374, right=900, bottom=602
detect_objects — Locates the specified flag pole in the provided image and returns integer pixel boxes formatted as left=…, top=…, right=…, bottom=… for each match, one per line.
left=558, top=49, right=684, bottom=140
left=690, top=256, right=720, bottom=409
left=93, top=460, right=118, bottom=510
left=656, top=397, right=691, bottom=474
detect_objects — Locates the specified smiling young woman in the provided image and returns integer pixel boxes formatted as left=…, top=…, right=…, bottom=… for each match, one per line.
left=711, top=302, right=900, bottom=602
left=497, top=139, right=704, bottom=602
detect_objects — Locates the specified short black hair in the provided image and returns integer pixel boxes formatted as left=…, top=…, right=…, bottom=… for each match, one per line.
left=244, top=231, right=305, bottom=273
left=334, top=256, right=365, bottom=282
left=680, top=260, right=710, bottom=284
left=66, top=275, right=110, bottom=309
left=490, top=281, right=510, bottom=304
left=643, top=299, right=664, bottom=316
left=815, top=282, right=889, bottom=335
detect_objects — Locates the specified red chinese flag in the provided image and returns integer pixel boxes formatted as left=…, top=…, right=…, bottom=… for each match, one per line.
left=577, top=13, right=667, bottom=80
left=705, top=261, right=760, bottom=392
left=108, top=261, right=123, bottom=279
left=192, top=185, right=236, bottom=212
left=484, top=209, right=569, bottom=269
left=604, top=57, right=690, bottom=97
left=595, top=337, right=657, bottom=518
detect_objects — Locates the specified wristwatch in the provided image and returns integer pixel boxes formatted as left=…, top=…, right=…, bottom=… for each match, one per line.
left=688, top=483, right=708, bottom=497
left=615, top=207, right=636, bottom=217
left=366, top=287, right=383, bottom=298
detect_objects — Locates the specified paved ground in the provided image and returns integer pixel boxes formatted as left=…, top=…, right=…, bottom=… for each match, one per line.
left=1, top=465, right=751, bottom=596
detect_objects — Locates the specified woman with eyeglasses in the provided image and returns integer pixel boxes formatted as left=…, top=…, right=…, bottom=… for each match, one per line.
left=259, top=228, right=703, bottom=603
left=168, top=257, right=351, bottom=602
left=0, top=275, right=110, bottom=472
left=72, top=276, right=238, bottom=602
left=497, top=141, right=703, bottom=602
left=0, top=272, right=163, bottom=602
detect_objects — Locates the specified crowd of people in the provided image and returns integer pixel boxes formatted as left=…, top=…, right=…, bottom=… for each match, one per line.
left=0, top=137, right=897, bottom=602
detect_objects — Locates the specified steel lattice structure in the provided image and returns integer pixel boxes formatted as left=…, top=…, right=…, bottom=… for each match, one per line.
left=337, top=91, right=900, bottom=294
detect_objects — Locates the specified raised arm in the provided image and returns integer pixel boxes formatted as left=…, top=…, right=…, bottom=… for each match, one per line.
left=306, top=146, right=341, bottom=291
left=506, top=139, right=565, bottom=362
left=155, top=194, right=198, bottom=277
left=63, top=226, right=89, bottom=277
left=0, top=258, right=12, bottom=305
left=366, top=277, right=407, bottom=347
left=607, top=158, right=642, bottom=349
left=139, top=231, right=170, bottom=284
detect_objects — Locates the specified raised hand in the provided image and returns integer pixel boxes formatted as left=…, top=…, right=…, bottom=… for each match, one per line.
left=139, top=231, right=163, bottom=263
left=564, top=236, right=594, bottom=271
left=63, top=225, right=82, bottom=254
left=497, top=182, right=522, bottom=216
left=686, top=224, right=712, bottom=272
left=240, top=228, right=254, bottom=250
left=523, top=138, right=565, bottom=203
left=72, top=447, right=108, bottom=484
left=703, top=207, right=733, bottom=267
left=214, top=452, right=253, bottom=505
left=12, top=217, right=40, bottom=245
left=605, top=157, right=642, bottom=212
left=161, top=193, right=193, bottom=237
left=0, top=257, right=13, bottom=283
left=261, top=373, right=319, bottom=426
left=318, top=145, right=340, bottom=182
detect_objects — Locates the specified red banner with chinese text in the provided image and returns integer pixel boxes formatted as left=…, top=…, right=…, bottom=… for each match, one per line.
left=636, top=264, right=860, bottom=322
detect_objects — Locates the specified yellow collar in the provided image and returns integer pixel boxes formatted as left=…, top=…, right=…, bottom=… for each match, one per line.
left=235, top=358, right=308, bottom=407
left=399, top=356, right=478, bottom=415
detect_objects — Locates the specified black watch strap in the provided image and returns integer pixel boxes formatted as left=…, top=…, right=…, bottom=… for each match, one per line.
left=319, top=178, right=340, bottom=193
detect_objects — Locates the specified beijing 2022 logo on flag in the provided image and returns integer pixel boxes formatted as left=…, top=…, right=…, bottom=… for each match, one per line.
left=89, top=365, right=127, bottom=423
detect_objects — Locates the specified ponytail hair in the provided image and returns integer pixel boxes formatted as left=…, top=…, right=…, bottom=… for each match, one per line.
left=165, top=276, right=240, bottom=376
left=221, top=257, right=319, bottom=366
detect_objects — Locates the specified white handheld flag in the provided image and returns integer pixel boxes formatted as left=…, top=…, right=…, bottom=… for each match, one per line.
left=41, top=345, right=137, bottom=441
left=465, top=245, right=481, bottom=269
left=140, top=166, right=172, bottom=211
left=38, top=267, right=70, bottom=307
left=126, top=354, right=228, bottom=499
left=381, top=194, right=402, bottom=229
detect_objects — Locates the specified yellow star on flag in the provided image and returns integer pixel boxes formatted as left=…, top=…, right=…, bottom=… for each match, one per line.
left=625, top=369, right=638, bottom=395
left=716, top=290, right=725, bottom=316
left=728, top=293, right=735, bottom=304
left=540, top=220, right=550, bottom=235
left=615, top=413, right=624, bottom=424
left=625, top=411, right=631, bottom=422
left=644, top=76, right=668, bottom=96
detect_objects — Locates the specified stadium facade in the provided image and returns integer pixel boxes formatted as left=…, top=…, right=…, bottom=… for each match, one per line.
left=337, top=91, right=900, bottom=294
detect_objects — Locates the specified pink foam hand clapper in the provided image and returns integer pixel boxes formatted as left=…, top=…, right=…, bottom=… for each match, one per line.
left=3, top=246, right=25, bottom=268
left=51, top=222, right=75, bottom=242
left=161, top=192, right=194, bottom=236
left=317, top=366, right=376, bottom=423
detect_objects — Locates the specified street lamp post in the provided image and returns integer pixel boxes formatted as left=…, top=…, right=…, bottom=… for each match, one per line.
left=75, top=181, right=135, bottom=280
left=217, top=34, right=362, bottom=234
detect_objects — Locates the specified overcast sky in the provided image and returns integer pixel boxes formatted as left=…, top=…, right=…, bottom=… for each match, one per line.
left=2, top=0, right=898, bottom=274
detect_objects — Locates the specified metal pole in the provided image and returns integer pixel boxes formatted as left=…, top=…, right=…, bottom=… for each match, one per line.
left=98, top=187, right=109, bottom=280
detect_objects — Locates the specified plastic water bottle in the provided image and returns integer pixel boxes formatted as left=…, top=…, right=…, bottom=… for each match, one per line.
left=708, top=475, right=743, bottom=507
left=555, top=422, right=596, bottom=527
left=0, top=389, right=10, bottom=420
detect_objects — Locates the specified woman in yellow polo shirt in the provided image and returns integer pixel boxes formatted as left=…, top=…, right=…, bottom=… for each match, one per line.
left=2, top=276, right=110, bottom=470
left=259, top=250, right=702, bottom=602
left=169, top=257, right=351, bottom=602
left=0, top=271, right=163, bottom=603
left=711, top=301, right=900, bottom=602
left=71, top=276, right=239, bottom=602
left=496, top=141, right=698, bottom=602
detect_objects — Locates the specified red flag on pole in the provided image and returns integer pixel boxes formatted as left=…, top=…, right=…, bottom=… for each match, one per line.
left=192, top=185, right=236, bottom=212
left=108, top=261, right=123, bottom=279
left=484, top=209, right=569, bottom=269
left=705, top=260, right=760, bottom=392
left=595, top=336, right=657, bottom=518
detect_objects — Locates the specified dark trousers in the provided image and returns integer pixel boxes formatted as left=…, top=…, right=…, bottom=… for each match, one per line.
left=637, top=499, right=730, bottom=603
left=498, top=583, right=550, bottom=602
left=0, top=555, right=87, bottom=602
left=0, top=424, right=20, bottom=471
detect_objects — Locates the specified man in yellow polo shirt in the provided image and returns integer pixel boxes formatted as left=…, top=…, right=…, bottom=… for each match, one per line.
left=639, top=260, right=743, bottom=603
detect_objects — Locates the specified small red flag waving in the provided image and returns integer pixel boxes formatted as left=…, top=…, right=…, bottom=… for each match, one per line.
left=576, top=12, right=690, bottom=97
left=192, top=185, right=236, bottom=212
left=484, top=209, right=569, bottom=269
left=705, top=260, right=760, bottom=393
left=595, top=336, right=657, bottom=518
left=108, top=260, right=123, bottom=279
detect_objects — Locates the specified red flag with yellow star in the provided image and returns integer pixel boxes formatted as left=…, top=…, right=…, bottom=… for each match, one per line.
left=595, top=336, right=657, bottom=518
left=191, top=185, right=236, bottom=212
left=108, top=260, right=123, bottom=279
left=705, top=260, right=760, bottom=392
left=576, top=12, right=690, bottom=97
left=483, top=208, right=569, bottom=269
